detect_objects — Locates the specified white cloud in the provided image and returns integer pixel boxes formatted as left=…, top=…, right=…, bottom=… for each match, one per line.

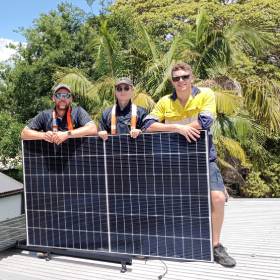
left=0, top=38, right=21, bottom=62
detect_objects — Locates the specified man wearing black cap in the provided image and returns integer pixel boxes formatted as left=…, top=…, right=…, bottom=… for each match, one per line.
left=21, top=83, right=97, bottom=144
left=98, top=77, right=153, bottom=140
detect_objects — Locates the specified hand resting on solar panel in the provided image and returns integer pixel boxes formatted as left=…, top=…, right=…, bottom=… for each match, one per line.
left=21, top=83, right=97, bottom=144
left=98, top=77, right=152, bottom=140
left=145, top=62, right=236, bottom=268
left=148, top=122, right=200, bottom=143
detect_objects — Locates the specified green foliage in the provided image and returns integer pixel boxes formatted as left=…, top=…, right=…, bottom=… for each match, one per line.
left=0, top=112, right=24, bottom=164
left=241, top=77, right=280, bottom=133
left=55, top=68, right=93, bottom=96
left=112, top=0, right=280, bottom=80
left=3, top=3, right=98, bottom=123
left=264, top=136, right=280, bottom=160
left=263, top=163, right=280, bottom=197
left=0, top=0, right=279, bottom=197
left=241, top=171, right=270, bottom=198
left=214, top=90, right=242, bottom=115
left=1, top=168, right=23, bottom=183
left=111, top=0, right=219, bottom=39
left=242, top=163, right=280, bottom=198
left=22, top=3, right=95, bottom=68
left=216, top=136, right=248, bottom=166
left=4, top=61, right=55, bottom=122
left=132, top=91, right=155, bottom=112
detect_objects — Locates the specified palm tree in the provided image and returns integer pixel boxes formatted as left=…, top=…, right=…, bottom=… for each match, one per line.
left=55, top=19, right=155, bottom=121
left=55, top=11, right=279, bottom=194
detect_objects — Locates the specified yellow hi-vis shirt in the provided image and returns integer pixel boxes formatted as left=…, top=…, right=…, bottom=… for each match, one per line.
left=149, top=87, right=216, bottom=124
left=148, top=86, right=217, bottom=161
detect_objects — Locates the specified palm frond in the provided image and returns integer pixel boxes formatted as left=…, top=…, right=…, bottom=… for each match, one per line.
left=86, top=76, right=116, bottom=121
left=90, top=20, right=120, bottom=77
left=216, top=157, right=236, bottom=171
left=86, top=75, right=115, bottom=100
left=231, top=114, right=266, bottom=145
left=137, top=23, right=159, bottom=64
left=195, top=10, right=209, bottom=46
left=132, top=90, right=155, bottom=112
left=214, top=90, right=243, bottom=115
left=216, top=157, right=246, bottom=184
left=225, top=24, right=272, bottom=58
left=140, top=36, right=180, bottom=98
left=241, top=77, right=280, bottom=133
left=219, top=136, right=248, bottom=166
left=55, top=68, right=92, bottom=96
left=213, top=114, right=237, bottom=139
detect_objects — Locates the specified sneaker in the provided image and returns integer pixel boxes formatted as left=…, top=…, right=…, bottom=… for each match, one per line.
left=214, top=244, right=236, bottom=267
left=36, top=252, right=48, bottom=259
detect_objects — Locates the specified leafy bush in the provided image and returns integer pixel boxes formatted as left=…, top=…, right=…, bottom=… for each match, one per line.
left=1, top=167, right=23, bottom=183
left=0, top=112, right=24, bottom=164
left=263, top=163, right=280, bottom=197
left=241, top=171, right=270, bottom=198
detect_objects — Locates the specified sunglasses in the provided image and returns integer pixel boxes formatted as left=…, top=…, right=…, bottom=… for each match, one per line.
left=172, top=75, right=191, bottom=82
left=54, top=92, right=72, bottom=99
left=115, top=85, right=130, bottom=92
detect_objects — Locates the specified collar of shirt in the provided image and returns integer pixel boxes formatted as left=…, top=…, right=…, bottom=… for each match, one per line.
left=116, top=100, right=132, bottom=115
left=170, top=86, right=200, bottom=101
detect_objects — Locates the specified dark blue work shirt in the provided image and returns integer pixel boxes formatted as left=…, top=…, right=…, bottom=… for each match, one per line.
left=99, top=101, right=154, bottom=134
left=27, top=106, right=93, bottom=132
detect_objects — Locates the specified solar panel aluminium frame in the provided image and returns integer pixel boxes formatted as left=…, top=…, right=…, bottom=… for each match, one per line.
left=22, top=131, right=213, bottom=262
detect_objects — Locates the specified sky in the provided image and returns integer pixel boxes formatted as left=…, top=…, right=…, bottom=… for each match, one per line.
left=0, top=0, right=100, bottom=62
left=0, top=0, right=99, bottom=42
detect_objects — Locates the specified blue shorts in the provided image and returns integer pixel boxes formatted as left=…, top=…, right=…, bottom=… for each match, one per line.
left=209, top=161, right=225, bottom=192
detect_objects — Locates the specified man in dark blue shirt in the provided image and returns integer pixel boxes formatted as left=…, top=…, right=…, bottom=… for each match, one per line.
left=21, top=83, right=97, bottom=144
left=98, top=77, right=154, bottom=140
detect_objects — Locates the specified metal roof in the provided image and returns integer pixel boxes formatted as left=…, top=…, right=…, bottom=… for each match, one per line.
left=0, top=198, right=279, bottom=280
left=0, top=215, right=26, bottom=252
left=0, top=172, right=23, bottom=197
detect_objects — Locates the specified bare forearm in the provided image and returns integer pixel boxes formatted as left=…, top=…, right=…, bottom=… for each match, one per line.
left=70, top=123, right=97, bottom=137
left=146, top=121, right=200, bottom=142
left=21, top=127, right=44, bottom=140
left=147, top=120, right=202, bottom=132
left=146, top=122, right=179, bottom=133
left=188, top=120, right=202, bottom=130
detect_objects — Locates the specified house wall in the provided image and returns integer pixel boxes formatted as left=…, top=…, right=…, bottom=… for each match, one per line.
left=0, top=194, right=22, bottom=222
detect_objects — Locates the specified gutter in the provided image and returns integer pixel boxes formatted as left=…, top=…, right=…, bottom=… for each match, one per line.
left=0, top=189, right=23, bottom=198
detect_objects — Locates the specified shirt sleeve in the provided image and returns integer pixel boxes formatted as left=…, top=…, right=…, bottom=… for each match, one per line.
left=76, top=107, right=94, bottom=127
left=27, top=112, right=47, bottom=131
left=137, top=107, right=157, bottom=131
left=98, top=109, right=111, bottom=132
left=145, top=97, right=166, bottom=123
left=198, top=89, right=216, bottom=129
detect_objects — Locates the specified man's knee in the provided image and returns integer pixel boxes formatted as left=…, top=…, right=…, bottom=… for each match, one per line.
left=211, top=191, right=225, bottom=207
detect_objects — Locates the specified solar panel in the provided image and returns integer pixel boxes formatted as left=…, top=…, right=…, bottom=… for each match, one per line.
left=23, top=131, right=213, bottom=261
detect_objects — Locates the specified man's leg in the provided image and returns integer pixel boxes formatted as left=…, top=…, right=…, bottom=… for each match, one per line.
left=209, top=162, right=236, bottom=267
left=211, top=191, right=225, bottom=247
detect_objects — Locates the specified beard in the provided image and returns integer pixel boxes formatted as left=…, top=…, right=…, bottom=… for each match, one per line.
left=56, top=101, right=70, bottom=110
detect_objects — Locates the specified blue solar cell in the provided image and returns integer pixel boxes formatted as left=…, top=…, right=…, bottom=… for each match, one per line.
left=23, top=131, right=212, bottom=261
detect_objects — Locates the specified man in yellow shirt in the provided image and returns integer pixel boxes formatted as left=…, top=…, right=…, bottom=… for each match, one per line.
left=146, top=62, right=236, bottom=267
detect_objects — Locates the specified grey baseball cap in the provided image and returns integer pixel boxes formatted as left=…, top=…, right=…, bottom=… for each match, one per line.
left=52, top=83, right=72, bottom=93
left=115, top=77, right=133, bottom=87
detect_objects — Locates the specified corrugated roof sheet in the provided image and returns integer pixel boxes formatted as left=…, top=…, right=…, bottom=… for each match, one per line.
left=0, top=215, right=26, bottom=251
left=0, top=199, right=279, bottom=280
left=0, top=172, right=23, bottom=195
